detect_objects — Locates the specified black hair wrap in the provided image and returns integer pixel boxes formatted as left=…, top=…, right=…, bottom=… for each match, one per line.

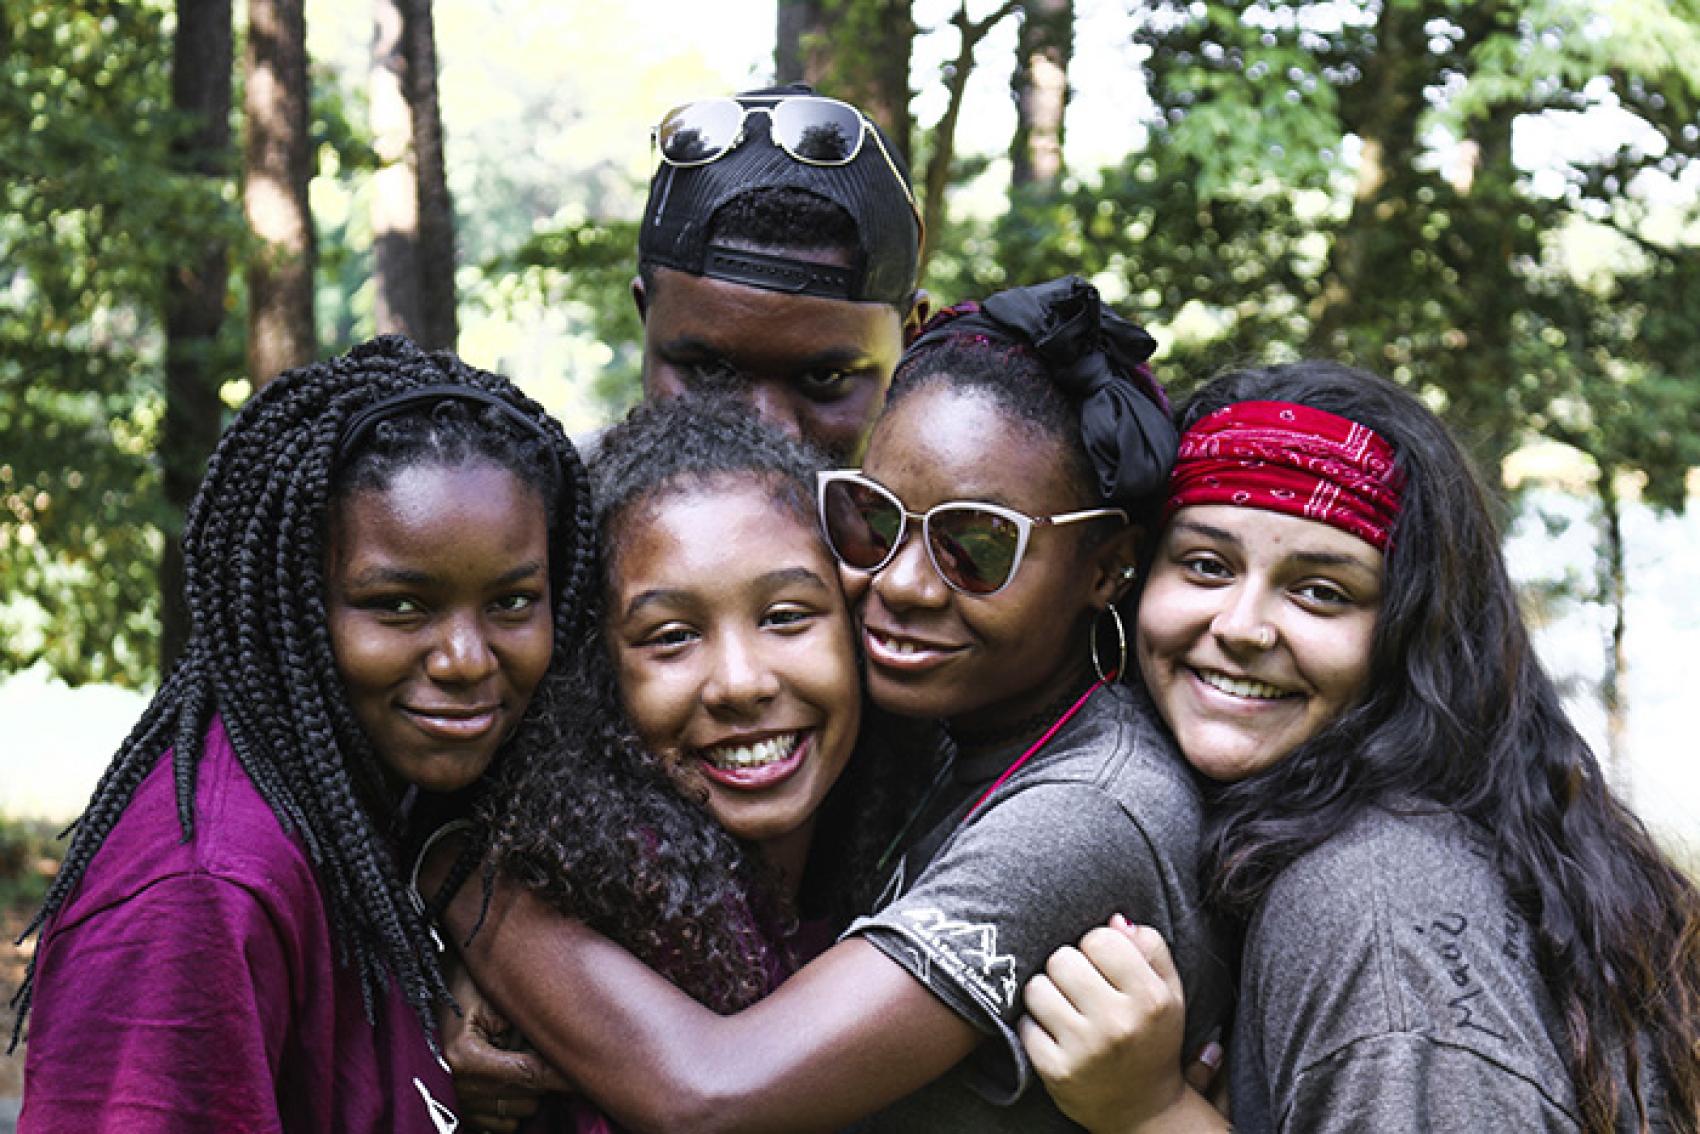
left=916, top=276, right=1178, bottom=506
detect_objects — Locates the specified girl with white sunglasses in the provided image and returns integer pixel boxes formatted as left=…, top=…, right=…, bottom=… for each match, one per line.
left=428, top=277, right=1231, bottom=1131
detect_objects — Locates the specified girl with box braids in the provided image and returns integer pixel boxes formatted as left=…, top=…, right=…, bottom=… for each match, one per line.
left=17, top=335, right=594, bottom=1132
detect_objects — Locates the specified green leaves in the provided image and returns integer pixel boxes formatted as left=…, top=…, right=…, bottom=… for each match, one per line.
left=1, top=0, right=231, bottom=685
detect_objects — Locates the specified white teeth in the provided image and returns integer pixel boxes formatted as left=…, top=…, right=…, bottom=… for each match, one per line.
left=702, top=733, right=801, bottom=769
left=876, top=632, right=920, bottom=655
left=1199, top=670, right=1290, bottom=700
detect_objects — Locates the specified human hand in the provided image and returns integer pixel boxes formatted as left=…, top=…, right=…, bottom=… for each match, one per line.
left=442, top=962, right=572, bottom=1132
left=1018, top=915, right=1224, bottom=1134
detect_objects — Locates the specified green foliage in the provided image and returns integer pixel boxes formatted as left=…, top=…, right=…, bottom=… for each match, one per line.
left=1, top=0, right=239, bottom=686
left=1528, top=223, right=1700, bottom=510
left=962, top=0, right=1700, bottom=501
left=4, top=0, right=1698, bottom=694
left=489, top=217, right=645, bottom=415
left=1, top=3, right=375, bottom=685
left=0, top=815, right=61, bottom=912
left=310, top=60, right=383, bottom=353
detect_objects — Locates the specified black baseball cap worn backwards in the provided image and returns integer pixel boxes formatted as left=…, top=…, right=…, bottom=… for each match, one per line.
left=639, top=83, right=922, bottom=306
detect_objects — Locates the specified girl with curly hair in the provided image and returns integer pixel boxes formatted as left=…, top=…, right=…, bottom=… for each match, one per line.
left=432, top=277, right=1233, bottom=1132
left=1019, top=361, right=1700, bottom=1134
left=439, top=394, right=917, bottom=1131
left=14, top=335, right=596, bottom=1133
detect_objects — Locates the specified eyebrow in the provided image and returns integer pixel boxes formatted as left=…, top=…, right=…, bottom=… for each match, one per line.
left=621, top=566, right=832, bottom=621
left=1171, top=518, right=1379, bottom=572
left=344, top=562, right=547, bottom=589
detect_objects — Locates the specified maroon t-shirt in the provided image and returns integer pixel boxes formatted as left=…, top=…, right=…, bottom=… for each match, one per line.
left=22, top=717, right=458, bottom=1133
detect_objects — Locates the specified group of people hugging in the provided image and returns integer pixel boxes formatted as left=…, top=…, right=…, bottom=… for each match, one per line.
left=14, top=84, right=1699, bottom=1134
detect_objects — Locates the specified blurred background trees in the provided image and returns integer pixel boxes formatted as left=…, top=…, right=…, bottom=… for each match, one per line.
left=3, top=0, right=1698, bottom=789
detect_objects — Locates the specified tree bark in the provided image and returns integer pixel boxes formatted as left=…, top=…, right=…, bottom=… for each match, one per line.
left=1009, top=0, right=1072, bottom=190
left=1447, top=96, right=1522, bottom=475
left=371, top=0, right=456, bottom=350
left=1596, top=470, right=1630, bottom=790
left=775, top=0, right=819, bottom=88
left=244, top=0, right=314, bottom=384
left=1306, top=0, right=1422, bottom=352
left=408, top=0, right=456, bottom=350
left=775, top=0, right=915, bottom=164
left=161, top=0, right=234, bottom=672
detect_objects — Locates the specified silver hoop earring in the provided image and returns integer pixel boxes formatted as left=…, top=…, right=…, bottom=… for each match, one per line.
left=1090, top=604, right=1127, bottom=683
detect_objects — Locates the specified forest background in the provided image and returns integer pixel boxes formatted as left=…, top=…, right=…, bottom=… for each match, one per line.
left=3, top=4, right=1700, bottom=1094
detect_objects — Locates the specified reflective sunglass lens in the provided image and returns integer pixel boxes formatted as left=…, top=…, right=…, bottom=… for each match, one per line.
left=822, top=481, right=900, bottom=569
left=929, top=509, right=1021, bottom=594
left=771, top=99, right=863, bottom=163
left=657, top=99, right=742, bottom=164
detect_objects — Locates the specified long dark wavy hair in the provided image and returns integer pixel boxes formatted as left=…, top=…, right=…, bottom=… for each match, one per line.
left=12, top=335, right=596, bottom=1047
left=1189, top=361, right=1700, bottom=1133
left=477, top=395, right=929, bottom=1012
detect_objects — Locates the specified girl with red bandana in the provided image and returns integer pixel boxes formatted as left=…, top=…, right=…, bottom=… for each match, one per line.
left=1018, top=361, right=1699, bottom=1134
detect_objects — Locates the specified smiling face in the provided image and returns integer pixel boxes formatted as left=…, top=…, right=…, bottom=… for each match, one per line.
left=852, top=383, right=1134, bottom=736
left=635, top=258, right=907, bottom=462
left=1136, top=504, right=1383, bottom=782
left=606, top=477, right=860, bottom=880
left=326, top=462, right=554, bottom=794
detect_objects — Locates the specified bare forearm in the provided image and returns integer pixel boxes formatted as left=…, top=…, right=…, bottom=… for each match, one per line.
left=442, top=871, right=978, bottom=1133
left=1101, top=1087, right=1231, bottom=1134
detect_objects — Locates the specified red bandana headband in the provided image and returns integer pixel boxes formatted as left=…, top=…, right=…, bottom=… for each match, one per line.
left=1164, top=400, right=1405, bottom=551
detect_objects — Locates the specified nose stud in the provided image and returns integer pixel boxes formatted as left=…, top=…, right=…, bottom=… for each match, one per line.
left=1253, top=625, right=1276, bottom=650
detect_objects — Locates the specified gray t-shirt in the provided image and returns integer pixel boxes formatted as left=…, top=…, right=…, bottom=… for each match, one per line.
left=845, top=682, right=1234, bottom=1132
left=1231, top=805, right=1676, bottom=1133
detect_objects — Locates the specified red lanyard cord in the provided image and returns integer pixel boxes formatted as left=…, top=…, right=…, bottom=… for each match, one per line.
left=966, top=678, right=1105, bottom=818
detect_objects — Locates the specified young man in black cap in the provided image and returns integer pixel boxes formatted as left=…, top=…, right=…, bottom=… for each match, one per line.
left=633, top=84, right=928, bottom=462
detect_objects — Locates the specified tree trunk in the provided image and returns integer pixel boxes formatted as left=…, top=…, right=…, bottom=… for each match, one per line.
left=1009, top=0, right=1072, bottom=190
left=161, top=0, right=234, bottom=672
left=371, top=0, right=456, bottom=350
left=775, top=0, right=820, bottom=88
left=919, top=0, right=1021, bottom=280
left=244, top=0, right=314, bottom=384
left=1596, top=471, right=1630, bottom=789
left=407, top=0, right=455, bottom=350
left=1307, top=0, right=1422, bottom=352
left=1447, top=96, right=1522, bottom=477
left=775, top=0, right=915, bottom=164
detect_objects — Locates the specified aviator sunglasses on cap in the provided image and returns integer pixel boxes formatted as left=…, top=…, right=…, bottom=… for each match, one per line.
left=653, top=95, right=920, bottom=221
left=817, top=470, right=1127, bottom=597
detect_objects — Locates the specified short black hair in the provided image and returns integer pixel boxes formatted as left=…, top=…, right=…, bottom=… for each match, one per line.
left=887, top=334, right=1102, bottom=510
left=708, top=185, right=861, bottom=258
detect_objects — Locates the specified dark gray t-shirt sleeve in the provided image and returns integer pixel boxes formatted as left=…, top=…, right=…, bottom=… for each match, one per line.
left=847, top=781, right=1172, bottom=1104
